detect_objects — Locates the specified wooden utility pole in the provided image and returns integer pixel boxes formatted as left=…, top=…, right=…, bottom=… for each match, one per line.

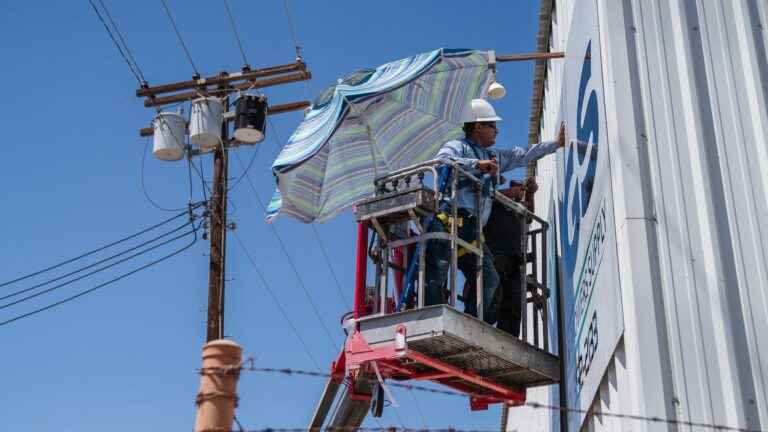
left=135, top=61, right=310, bottom=343
left=206, top=79, right=230, bottom=342
left=136, top=60, right=310, bottom=432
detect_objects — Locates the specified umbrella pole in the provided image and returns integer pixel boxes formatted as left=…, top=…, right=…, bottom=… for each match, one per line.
left=354, top=221, right=369, bottom=319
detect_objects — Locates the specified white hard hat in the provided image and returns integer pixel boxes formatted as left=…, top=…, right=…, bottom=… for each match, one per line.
left=462, top=98, right=502, bottom=123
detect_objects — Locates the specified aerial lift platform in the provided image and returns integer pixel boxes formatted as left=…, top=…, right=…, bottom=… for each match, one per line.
left=309, top=160, right=559, bottom=430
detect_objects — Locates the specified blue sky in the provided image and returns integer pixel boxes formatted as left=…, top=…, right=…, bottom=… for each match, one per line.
left=0, top=1, right=543, bottom=430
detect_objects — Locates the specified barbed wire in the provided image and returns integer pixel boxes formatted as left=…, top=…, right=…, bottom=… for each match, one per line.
left=241, top=428, right=495, bottom=432
left=207, top=364, right=763, bottom=432
left=228, top=365, right=464, bottom=398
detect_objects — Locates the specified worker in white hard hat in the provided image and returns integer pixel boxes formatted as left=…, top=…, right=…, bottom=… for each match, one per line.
left=424, top=98, right=566, bottom=324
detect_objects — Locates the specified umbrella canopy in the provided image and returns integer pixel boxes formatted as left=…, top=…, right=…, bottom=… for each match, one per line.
left=268, top=48, right=494, bottom=223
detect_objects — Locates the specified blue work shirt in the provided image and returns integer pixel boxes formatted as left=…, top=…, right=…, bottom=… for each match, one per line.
left=436, top=137, right=559, bottom=225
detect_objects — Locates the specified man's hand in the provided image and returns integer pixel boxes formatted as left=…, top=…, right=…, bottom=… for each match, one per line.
left=523, top=176, right=538, bottom=193
left=500, top=185, right=524, bottom=202
left=476, top=158, right=499, bottom=176
left=557, top=121, right=567, bottom=148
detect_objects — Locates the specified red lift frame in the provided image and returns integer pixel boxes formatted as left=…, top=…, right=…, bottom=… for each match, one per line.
left=335, top=222, right=526, bottom=411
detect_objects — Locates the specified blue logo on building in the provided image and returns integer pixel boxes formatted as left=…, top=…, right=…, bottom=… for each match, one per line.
left=559, top=40, right=601, bottom=399
left=560, top=41, right=599, bottom=283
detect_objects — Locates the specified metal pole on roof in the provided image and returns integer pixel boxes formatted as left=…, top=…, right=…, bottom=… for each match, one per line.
left=496, top=51, right=565, bottom=62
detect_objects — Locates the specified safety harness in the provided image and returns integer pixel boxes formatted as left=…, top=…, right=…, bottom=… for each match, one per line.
left=396, top=141, right=497, bottom=310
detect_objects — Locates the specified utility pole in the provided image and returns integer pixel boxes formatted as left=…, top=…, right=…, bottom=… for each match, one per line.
left=135, top=61, right=311, bottom=432
left=206, top=78, right=230, bottom=342
left=136, top=61, right=311, bottom=342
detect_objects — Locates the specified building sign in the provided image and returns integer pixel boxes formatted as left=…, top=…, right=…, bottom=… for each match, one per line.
left=556, top=1, right=624, bottom=429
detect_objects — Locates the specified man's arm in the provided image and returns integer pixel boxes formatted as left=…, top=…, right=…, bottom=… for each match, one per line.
left=495, top=121, right=566, bottom=172
left=495, top=140, right=559, bottom=172
left=436, top=140, right=478, bottom=168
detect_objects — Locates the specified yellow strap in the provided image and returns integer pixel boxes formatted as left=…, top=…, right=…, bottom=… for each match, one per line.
left=436, top=212, right=462, bottom=228
left=435, top=212, right=483, bottom=258
left=457, top=237, right=484, bottom=258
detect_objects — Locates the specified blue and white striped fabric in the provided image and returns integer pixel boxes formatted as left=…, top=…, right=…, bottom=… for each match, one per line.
left=267, top=48, right=493, bottom=223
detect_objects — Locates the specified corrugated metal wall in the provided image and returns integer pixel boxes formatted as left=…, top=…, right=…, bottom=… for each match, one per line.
left=508, top=0, right=768, bottom=430
left=608, top=0, right=768, bottom=429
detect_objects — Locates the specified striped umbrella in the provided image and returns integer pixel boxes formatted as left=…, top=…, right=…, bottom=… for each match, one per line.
left=267, top=48, right=494, bottom=223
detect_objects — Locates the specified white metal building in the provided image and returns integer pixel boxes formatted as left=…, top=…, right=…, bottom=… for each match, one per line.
left=506, top=0, right=768, bottom=430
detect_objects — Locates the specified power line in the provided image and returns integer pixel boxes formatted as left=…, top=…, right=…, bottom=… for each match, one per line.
left=0, top=223, right=199, bottom=328
left=280, top=0, right=313, bottom=100
left=404, top=386, right=428, bottom=430
left=0, top=207, right=196, bottom=289
left=232, top=149, right=341, bottom=350
left=390, top=404, right=408, bottom=431
left=88, top=0, right=144, bottom=85
left=310, top=224, right=350, bottom=309
left=231, top=231, right=323, bottom=370
left=281, top=0, right=302, bottom=60
left=141, top=137, right=191, bottom=212
left=197, top=157, right=209, bottom=202
left=222, top=0, right=249, bottom=67
left=0, top=224, right=194, bottom=309
left=159, top=0, right=201, bottom=77
left=227, top=143, right=263, bottom=193
left=266, top=121, right=349, bottom=310
left=0, top=221, right=193, bottom=303
left=96, top=0, right=146, bottom=83
left=186, top=154, right=196, bottom=203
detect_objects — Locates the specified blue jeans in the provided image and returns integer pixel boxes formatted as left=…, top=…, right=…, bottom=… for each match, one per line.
left=424, top=217, right=500, bottom=324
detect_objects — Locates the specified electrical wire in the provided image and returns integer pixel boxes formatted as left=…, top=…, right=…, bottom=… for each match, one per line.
left=96, top=0, right=146, bottom=83
left=186, top=155, right=195, bottom=203
left=195, top=148, right=328, bottom=369
left=88, top=0, right=143, bottom=85
left=232, top=149, right=341, bottom=349
left=233, top=415, right=246, bottom=432
left=222, top=0, right=249, bottom=67
left=280, top=0, right=314, bottom=100
left=197, top=157, right=209, bottom=203
left=0, top=222, right=199, bottom=328
left=141, top=137, right=190, bottom=212
left=227, top=144, right=262, bottom=193
left=310, top=225, right=351, bottom=309
left=231, top=230, right=323, bottom=370
left=0, top=223, right=195, bottom=310
left=281, top=0, right=302, bottom=60
left=266, top=121, right=349, bottom=310
left=159, top=0, right=201, bottom=77
left=145, top=110, right=196, bottom=210
left=0, top=207, right=195, bottom=289
left=179, top=104, right=330, bottom=372
left=405, top=387, right=429, bottom=430
left=0, top=221, right=193, bottom=303
left=390, top=405, right=407, bottom=431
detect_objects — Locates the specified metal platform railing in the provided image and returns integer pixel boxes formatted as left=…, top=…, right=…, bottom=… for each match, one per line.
left=354, top=158, right=552, bottom=350
left=308, top=160, right=558, bottom=429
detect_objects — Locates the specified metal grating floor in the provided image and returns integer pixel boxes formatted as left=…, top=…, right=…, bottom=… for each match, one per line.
left=356, top=305, right=559, bottom=390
